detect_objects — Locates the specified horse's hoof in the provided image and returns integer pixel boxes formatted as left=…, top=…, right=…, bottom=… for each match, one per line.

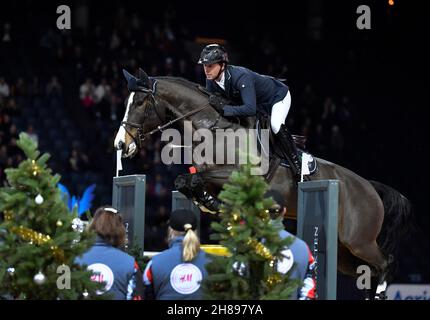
left=375, top=292, right=387, bottom=300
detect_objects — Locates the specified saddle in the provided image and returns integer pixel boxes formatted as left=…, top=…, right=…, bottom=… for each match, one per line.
left=255, top=116, right=318, bottom=180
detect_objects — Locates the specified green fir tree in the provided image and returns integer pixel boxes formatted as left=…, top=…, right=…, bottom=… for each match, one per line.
left=127, top=236, right=151, bottom=272
left=202, top=163, right=301, bottom=299
left=0, top=133, right=103, bottom=299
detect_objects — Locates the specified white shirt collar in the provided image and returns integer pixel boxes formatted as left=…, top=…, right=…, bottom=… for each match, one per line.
left=215, top=71, right=225, bottom=90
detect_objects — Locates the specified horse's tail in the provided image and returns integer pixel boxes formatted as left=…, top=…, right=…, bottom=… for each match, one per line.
left=369, top=181, right=415, bottom=261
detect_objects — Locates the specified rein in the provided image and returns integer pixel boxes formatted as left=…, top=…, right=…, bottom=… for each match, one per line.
left=121, top=100, right=211, bottom=149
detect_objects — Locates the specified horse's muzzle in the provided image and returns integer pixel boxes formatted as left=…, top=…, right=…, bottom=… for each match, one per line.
left=123, top=142, right=137, bottom=158
left=116, top=141, right=125, bottom=151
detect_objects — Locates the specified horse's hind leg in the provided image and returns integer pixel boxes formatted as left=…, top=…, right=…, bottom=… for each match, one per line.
left=366, top=274, right=389, bottom=300
left=364, top=276, right=380, bottom=300
left=346, top=241, right=388, bottom=276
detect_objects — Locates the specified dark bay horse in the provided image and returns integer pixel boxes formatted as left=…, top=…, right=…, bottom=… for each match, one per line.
left=114, top=69, right=412, bottom=296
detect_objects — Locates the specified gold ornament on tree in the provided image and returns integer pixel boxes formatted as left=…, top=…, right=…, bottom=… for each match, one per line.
left=258, top=209, right=270, bottom=222
left=10, top=225, right=51, bottom=244
left=10, top=225, right=65, bottom=263
left=247, top=238, right=273, bottom=260
left=4, top=210, right=13, bottom=221
left=31, top=160, right=41, bottom=177
left=265, top=273, right=282, bottom=287
left=50, top=245, right=65, bottom=262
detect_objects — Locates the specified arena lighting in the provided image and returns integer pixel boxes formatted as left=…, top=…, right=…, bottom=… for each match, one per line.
left=388, top=0, right=394, bottom=6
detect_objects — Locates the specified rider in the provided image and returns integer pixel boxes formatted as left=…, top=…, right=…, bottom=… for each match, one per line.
left=198, top=44, right=302, bottom=180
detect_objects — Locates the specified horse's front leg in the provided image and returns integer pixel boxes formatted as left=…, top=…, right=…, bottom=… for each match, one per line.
left=174, top=164, right=238, bottom=213
left=174, top=172, right=223, bottom=213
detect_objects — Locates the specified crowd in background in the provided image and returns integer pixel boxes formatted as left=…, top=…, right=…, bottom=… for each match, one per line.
left=0, top=1, right=427, bottom=284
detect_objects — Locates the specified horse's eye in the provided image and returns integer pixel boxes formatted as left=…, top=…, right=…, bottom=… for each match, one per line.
left=135, top=100, right=144, bottom=107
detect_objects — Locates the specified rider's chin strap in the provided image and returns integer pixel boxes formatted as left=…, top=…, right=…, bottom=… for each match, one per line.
left=215, top=64, right=225, bottom=82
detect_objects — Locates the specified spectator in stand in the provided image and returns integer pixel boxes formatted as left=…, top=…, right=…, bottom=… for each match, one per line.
left=329, top=125, right=344, bottom=163
left=14, top=77, right=26, bottom=97
left=0, top=145, right=8, bottom=167
left=7, top=137, right=21, bottom=158
left=321, top=96, right=340, bottom=132
left=28, top=77, right=43, bottom=97
left=46, top=76, right=63, bottom=97
left=94, top=78, right=112, bottom=120
left=0, top=77, right=10, bottom=100
left=26, top=124, right=39, bottom=145
left=80, top=78, right=96, bottom=118
left=8, top=124, right=19, bottom=141
left=79, top=78, right=95, bottom=101
left=1, top=23, right=12, bottom=43
left=4, top=98, right=20, bottom=117
left=0, top=114, right=12, bottom=135
left=69, top=147, right=89, bottom=172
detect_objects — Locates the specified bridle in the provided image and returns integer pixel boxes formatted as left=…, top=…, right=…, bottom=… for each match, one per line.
left=120, top=80, right=213, bottom=150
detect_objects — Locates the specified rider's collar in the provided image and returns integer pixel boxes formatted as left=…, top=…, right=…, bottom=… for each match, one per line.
left=215, top=71, right=225, bottom=90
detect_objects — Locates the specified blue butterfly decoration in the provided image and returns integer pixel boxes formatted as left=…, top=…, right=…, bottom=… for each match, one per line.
left=58, top=183, right=96, bottom=216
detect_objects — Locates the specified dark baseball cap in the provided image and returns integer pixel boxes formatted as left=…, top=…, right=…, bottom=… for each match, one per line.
left=169, top=209, right=197, bottom=232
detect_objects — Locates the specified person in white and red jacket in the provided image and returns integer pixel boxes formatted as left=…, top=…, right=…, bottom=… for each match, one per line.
left=265, top=190, right=317, bottom=300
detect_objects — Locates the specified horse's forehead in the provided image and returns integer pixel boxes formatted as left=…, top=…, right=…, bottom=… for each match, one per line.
left=126, top=91, right=136, bottom=105
left=123, top=91, right=135, bottom=120
left=128, top=91, right=149, bottom=105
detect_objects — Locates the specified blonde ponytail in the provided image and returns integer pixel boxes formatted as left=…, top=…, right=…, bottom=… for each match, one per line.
left=182, top=224, right=200, bottom=262
left=167, top=226, right=201, bottom=262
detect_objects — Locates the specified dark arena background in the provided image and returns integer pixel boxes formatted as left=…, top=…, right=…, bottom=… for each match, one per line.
left=0, top=0, right=428, bottom=301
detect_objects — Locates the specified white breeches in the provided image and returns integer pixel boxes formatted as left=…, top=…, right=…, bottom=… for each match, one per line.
left=270, top=91, right=291, bottom=134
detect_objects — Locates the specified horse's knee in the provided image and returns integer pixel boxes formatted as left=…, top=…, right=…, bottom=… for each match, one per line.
left=174, top=173, right=204, bottom=198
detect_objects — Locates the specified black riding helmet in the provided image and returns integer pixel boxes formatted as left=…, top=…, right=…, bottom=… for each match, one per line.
left=198, top=44, right=229, bottom=65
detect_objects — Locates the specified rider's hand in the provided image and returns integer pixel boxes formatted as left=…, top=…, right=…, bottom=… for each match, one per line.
left=209, top=95, right=225, bottom=115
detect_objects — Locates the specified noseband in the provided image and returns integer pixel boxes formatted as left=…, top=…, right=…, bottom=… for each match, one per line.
left=120, top=80, right=211, bottom=150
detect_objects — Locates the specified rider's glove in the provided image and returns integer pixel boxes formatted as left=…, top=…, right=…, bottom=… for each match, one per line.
left=209, top=95, right=225, bottom=115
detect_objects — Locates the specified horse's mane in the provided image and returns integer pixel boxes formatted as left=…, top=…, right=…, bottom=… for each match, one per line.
left=156, top=76, right=211, bottom=97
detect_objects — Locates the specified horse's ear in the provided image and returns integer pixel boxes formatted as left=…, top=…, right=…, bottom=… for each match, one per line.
left=123, top=69, right=136, bottom=82
left=138, top=68, right=152, bottom=88
left=123, top=69, right=139, bottom=91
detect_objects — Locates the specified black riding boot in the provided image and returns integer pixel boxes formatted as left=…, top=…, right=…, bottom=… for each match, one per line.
left=276, top=124, right=302, bottom=182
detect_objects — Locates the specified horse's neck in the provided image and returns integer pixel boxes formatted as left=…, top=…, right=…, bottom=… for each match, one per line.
left=158, top=78, right=244, bottom=131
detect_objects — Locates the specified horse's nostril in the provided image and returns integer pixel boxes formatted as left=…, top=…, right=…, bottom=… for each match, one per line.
left=117, top=141, right=125, bottom=150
